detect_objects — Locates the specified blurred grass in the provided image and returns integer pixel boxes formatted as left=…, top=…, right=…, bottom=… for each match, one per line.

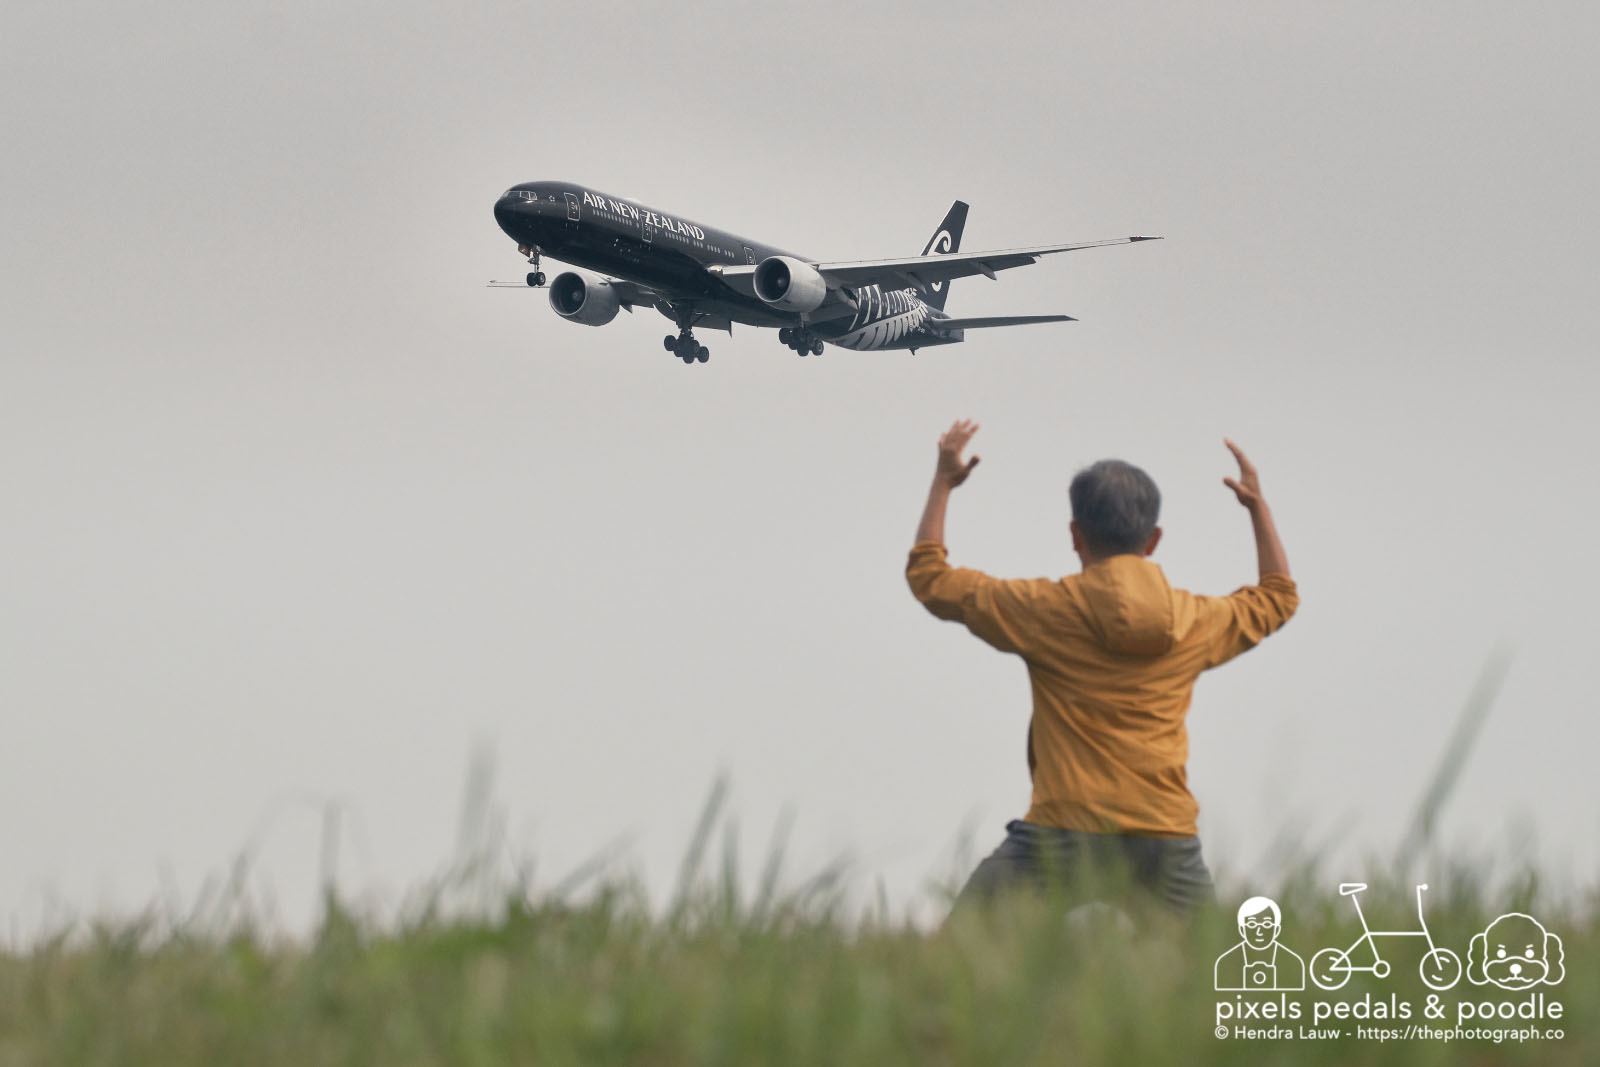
left=4, top=666, right=1595, bottom=1065
left=2, top=813, right=1594, bottom=1065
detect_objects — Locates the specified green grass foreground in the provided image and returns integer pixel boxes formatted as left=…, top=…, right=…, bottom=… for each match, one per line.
left=8, top=661, right=1578, bottom=1064
left=3, top=866, right=1595, bottom=1067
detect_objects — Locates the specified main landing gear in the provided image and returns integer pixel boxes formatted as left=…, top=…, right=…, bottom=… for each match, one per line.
left=664, top=331, right=709, bottom=364
left=664, top=305, right=710, bottom=365
left=779, top=327, right=824, bottom=357
left=519, top=244, right=545, bottom=287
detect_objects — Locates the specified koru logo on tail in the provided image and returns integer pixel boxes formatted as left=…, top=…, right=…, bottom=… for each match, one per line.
left=921, top=228, right=954, bottom=300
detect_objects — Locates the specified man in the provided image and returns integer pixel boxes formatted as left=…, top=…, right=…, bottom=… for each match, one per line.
left=1215, top=896, right=1306, bottom=990
left=906, top=420, right=1297, bottom=916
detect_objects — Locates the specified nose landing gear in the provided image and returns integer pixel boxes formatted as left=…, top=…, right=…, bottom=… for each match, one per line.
left=518, top=245, right=545, bottom=287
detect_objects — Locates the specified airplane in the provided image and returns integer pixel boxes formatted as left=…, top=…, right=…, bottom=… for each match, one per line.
left=490, top=181, right=1159, bottom=365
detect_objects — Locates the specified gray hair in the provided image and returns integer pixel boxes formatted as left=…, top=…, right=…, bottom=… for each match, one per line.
left=1069, top=460, right=1161, bottom=555
left=1237, top=896, right=1281, bottom=926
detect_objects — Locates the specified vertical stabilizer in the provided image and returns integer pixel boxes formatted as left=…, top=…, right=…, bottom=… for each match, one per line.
left=917, top=201, right=968, bottom=311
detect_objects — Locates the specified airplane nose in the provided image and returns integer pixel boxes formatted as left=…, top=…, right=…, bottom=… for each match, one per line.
left=494, top=194, right=518, bottom=231
left=495, top=192, right=537, bottom=240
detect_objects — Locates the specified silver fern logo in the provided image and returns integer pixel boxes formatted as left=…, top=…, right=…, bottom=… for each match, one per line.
left=834, top=287, right=930, bottom=350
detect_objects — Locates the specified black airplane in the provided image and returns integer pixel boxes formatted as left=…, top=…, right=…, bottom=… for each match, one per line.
left=491, top=181, right=1159, bottom=364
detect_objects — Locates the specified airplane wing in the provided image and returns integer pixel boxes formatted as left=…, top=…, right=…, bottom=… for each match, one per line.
left=930, top=314, right=1076, bottom=330
left=813, top=237, right=1160, bottom=291
left=707, top=236, right=1158, bottom=303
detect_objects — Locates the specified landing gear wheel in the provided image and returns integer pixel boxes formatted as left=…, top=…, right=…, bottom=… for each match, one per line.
left=781, top=326, right=823, bottom=357
left=664, top=304, right=710, bottom=364
left=671, top=329, right=706, bottom=365
left=526, top=271, right=546, bottom=287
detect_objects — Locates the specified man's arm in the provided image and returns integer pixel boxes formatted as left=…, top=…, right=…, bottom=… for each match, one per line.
left=906, top=420, right=1033, bottom=656
left=1223, top=438, right=1290, bottom=580
left=1201, top=439, right=1297, bottom=668
left=914, top=418, right=980, bottom=545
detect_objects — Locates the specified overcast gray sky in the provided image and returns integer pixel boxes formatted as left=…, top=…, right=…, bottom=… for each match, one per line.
left=4, top=1, right=1597, bottom=935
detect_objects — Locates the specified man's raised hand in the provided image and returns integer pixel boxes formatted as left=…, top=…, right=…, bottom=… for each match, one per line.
left=936, top=419, right=982, bottom=488
left=1223, top=438, right=1290, bottom=579
left=1222, top=438, right=1264, bottom=510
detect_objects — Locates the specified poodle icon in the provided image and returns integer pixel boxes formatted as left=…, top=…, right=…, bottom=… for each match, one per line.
left=1466, top=912, right=1565, bottom=990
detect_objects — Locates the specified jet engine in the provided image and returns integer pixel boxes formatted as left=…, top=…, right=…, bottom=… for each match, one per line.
left=548, top=270, right=621, bottom=326
left=752, top=256, right=828, bottom=313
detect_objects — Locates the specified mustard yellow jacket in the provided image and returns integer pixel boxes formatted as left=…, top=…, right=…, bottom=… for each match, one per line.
left=907, top=542, right=1299, bottom=837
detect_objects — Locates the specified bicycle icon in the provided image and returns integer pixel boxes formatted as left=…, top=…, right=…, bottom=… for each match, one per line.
left=1309, top=882, right=1462, bottom=991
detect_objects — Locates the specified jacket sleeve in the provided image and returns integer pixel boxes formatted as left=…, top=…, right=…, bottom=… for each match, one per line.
left=905, top=541, right=1039, bottom=656
left=1198, top=573, right=1300, bottom=669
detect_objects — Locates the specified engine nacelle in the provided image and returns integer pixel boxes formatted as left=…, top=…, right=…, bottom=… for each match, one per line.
left=548, top=270, right=621, bottom=326
left=752, top=256, right=828, bottom=313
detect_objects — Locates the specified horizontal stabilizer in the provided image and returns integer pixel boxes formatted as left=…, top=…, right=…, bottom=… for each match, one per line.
left=934, top=314, right=1075, bottom=330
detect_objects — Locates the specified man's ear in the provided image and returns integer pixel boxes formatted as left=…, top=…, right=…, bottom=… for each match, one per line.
left=1070, top=521, right=1084, bottom=554
left=1143, top=527, right=1163, bottom=556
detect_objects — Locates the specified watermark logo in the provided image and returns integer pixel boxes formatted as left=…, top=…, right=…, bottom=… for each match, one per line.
left=1210, top=884, right=1569, bottom=1047
left=1466, top=913, right=1565, bottom=991
left=1214, top=895, right=1305, bottom=991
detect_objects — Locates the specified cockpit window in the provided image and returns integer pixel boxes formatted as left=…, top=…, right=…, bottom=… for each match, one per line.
left=502, top=189, right=540, bottom=201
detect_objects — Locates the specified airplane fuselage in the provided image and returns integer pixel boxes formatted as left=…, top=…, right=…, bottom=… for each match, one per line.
left=493, top=180, right=954, bottom=351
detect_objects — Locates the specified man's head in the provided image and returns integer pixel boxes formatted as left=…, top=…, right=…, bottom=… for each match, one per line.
left=1237, top=896, right=1282, bottom=949
left=1069, top=460, right=1162, bottom=563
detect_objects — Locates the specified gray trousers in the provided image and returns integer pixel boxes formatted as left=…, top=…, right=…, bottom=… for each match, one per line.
left=952, top=819, right=1215, bottom=917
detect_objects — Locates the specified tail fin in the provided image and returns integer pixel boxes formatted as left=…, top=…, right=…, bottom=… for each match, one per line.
left=917, top=200, right=968, bottom=311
